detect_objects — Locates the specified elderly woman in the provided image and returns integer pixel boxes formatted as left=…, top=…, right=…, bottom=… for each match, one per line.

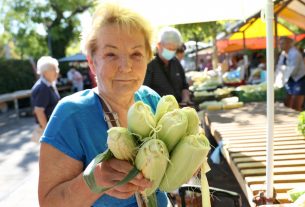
left=31, top=56, right=60, bottom=132
left=38, top=3, right=168, bottom=207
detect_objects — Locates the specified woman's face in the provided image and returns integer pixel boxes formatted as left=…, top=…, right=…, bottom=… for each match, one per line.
left=43, top=67, right=58, bottom=83
left=88, top=25, right=148, bottom=98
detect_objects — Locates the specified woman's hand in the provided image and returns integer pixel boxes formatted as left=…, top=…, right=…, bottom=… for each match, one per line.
left=94, top=158, right=152, bottom=199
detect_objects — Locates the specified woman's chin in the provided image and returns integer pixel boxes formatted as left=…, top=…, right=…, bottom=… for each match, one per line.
left=113, top=82, right=139, bottom=94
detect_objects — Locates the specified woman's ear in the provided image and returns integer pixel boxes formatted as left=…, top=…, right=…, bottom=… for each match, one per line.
left=87, top=55, right=96, bottom=76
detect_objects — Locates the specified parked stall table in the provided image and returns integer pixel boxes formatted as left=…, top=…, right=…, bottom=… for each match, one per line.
left=203, top=102, right=305, bottom=207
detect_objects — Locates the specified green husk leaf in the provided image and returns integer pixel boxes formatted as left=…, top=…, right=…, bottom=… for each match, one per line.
left=107, top=127, right=137, bottom=162
left=156, top=109, right=188, bottom=152
left=155, top=95, right=179, bottom=123
left=83, top=149, right=139, bottom=194
left=128, top=101, right=156, bottom=141
left=135, top=139, right=169, bottom=196
left=160, top=133, right=210, bottom=192
left=181, top=107, right=201, bottom=135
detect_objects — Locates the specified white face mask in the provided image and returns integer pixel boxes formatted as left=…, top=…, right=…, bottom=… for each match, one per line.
left=161, top=47, right=176, bottom=60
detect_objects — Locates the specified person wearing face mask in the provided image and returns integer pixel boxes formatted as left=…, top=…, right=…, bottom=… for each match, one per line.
left=144, top=27, right=190, bottom=105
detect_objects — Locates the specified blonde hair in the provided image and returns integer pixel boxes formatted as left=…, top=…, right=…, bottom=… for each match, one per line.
left=36, top=56, right=59, bottom=75
left=81, top=2, right=153, bottom=60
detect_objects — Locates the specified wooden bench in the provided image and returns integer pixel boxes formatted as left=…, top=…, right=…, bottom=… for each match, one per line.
left=0, top=90, right=32, bottom=117
left=202, top=102, right=304, bottom=207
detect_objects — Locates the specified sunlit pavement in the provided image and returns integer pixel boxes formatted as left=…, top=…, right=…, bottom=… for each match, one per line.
left=0, top=113, right=39, bottom=207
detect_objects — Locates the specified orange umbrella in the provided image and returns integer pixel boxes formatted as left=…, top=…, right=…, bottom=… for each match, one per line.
left=217, top=18, right=305, bottom=53
left=217, top=34, right=305, bottom=53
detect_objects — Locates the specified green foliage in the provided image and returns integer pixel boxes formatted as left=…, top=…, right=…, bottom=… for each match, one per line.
left=174, top=21, right=229, bottom=69
left=175, top=21, right=228, bottom=42
left=3, top=0, right=94, bottom=59
left=0, top=59, right=36, bottom=94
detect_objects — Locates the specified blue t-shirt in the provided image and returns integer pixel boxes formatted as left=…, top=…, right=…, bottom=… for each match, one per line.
left=41, top=86, right=168, bottom=207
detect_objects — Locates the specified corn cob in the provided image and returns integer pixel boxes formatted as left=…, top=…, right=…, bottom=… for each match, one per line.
left=155, top=95, right=179, bottom=122
left=128, top=101, right=156, bottom=140
left=156, top=109, right=188, bottom=152
left=159, top=133, right=210, bottom=192
left=181, top=107, right=200, bottom=135
left=222, top=102, right=244, bottom=110
left=107, top=127, right=137, bottom=162
left=135, top=139, right=169, bottom=196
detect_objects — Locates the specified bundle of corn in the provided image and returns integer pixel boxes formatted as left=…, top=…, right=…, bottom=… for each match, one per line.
left=83, top=95, right=211, bottom=207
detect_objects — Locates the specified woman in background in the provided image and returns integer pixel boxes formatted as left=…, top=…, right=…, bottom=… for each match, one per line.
left=31, top=56, right=60, bottom=140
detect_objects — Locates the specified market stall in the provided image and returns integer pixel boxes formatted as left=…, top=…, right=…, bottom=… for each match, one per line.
left=203, top=102, right=305, bottom=206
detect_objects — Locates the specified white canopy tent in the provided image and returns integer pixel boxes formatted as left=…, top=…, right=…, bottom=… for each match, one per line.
left=104, top=0, right=276, bottom=204
left=105, top=0, right=265, bottom=26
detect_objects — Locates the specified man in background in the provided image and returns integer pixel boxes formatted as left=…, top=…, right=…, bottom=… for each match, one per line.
left=275, top=36, right=305, bottom=111
left=67, top=68, right=84, bottom=92
left=144, top=27, right=191, bottom=105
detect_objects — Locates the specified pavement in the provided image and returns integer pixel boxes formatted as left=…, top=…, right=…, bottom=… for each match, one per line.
left=0, top=112, right=39, bottom=207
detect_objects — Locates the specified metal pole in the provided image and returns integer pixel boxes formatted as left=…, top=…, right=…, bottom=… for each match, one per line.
left=265, top=0, right=275, bottom=203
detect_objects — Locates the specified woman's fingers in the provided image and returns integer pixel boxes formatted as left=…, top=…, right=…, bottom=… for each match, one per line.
left=93, top=158, right=152, bottom=198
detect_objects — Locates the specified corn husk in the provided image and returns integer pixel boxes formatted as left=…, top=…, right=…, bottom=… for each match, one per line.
left=288, top=187, right=305, bottom=202
left=127, top=101, right=156, bottom=140
left=159, top=133, right=210, bottom=192
left=155, top=95, right=179, bottom=123
left=181, top=107, right=200, bottom=135
left=222, top=102, right=244, bottom=110
left=156, top=109, right=188, bottom=152
left=107, top=127, right=137, bottom=162
left=135, top=139, right=169, bottom=196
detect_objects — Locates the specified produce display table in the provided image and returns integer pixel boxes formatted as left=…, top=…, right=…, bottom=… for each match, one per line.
left=203, top=102, right=305, bottom=207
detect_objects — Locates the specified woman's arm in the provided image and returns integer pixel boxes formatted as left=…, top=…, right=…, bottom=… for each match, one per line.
left=39, top=143, right=151, bottom=207
left=34, top=107, right=47, bottom=129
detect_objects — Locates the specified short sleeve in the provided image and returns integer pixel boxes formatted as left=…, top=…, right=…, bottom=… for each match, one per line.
left=32, top=86, right=50, bottom=109
left=41, top=101, right=84, bottom=162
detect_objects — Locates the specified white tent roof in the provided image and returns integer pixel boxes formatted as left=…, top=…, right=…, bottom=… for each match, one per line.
left=105, top=0, right=266, bottom=26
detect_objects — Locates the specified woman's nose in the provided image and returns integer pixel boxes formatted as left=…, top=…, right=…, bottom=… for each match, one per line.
left=118, top=56, right=132, bottom=72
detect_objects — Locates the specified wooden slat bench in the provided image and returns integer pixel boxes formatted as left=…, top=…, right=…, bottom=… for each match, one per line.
left=203, top=102, right=305, bottom=206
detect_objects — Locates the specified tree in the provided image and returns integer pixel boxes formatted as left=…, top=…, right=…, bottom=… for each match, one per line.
left=175, top=21, right=227, bottom=70
left=4, top=0, right=94, bottom=59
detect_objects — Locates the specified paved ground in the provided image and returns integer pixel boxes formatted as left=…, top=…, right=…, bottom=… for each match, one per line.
left=0, top=110, right=250, bottom=207
left=0, top=112, right=39, bottom=207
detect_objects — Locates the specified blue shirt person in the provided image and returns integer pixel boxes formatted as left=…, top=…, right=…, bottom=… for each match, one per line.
left=38, top=3, right=168, bottom=207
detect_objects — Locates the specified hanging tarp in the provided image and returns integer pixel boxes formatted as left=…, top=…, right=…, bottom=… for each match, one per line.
left=276, top=0, right=305, bottom=31
left=217, top=33, right=305, bottom=53
left=58, top=53, right=87, bottom=62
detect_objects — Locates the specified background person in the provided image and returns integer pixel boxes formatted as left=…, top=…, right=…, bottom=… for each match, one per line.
left=31, top=56, right=60, bottom=140
left=38, top=3, right=168, bottom=207
left=143, top=27, right=191, bottom=105
left=176, top=43, right=186, bottom=68
left=276, top=36, right=305, bottom=111
left=67, top=67, right=84, bottom=92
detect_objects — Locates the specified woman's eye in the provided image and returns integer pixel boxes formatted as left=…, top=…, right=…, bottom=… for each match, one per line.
left=105, top=53, right=116, bottom=57
left=132, top=52, right=144, bottom=59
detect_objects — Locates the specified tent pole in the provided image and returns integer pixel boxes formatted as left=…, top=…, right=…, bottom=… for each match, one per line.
left=274, top=15, right=279, bottom=64
left=265, top=0, right=275, bottom=203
